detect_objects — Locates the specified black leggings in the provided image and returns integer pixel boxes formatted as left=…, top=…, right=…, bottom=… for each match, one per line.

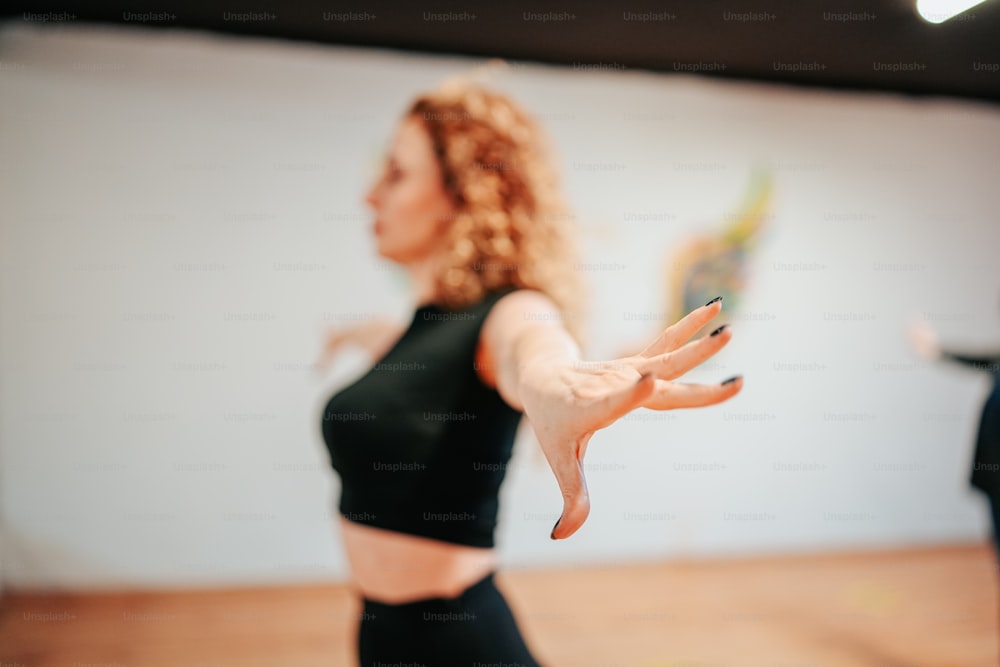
left=357, top=570, right=547, bottom=667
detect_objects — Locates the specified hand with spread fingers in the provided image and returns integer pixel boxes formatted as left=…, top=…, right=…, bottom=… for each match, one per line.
left=516, top=296, right=743, bottom=540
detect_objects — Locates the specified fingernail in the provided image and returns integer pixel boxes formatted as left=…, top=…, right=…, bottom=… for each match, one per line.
left=721, top=375, right=742, bottom=385
left=710, top=324, right=728, bottom=337
left=550, top=517, right=562, bottom=540
left=704, top=296, right=723, bottom=307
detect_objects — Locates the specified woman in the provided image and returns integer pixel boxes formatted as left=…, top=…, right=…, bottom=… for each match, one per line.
left=318, top=82, right=743, bottom=666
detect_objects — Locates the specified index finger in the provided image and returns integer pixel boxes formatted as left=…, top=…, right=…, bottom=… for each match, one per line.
left=638, top=296, right=724, bottom=358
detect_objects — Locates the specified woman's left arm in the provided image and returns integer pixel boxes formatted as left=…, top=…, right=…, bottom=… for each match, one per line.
left=480, top=290, right=743, bottom=540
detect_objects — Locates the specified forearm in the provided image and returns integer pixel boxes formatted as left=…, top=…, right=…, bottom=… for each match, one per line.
left=498, top=322, right=582, bottom=412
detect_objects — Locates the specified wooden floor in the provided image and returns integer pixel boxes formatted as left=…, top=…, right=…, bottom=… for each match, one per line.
left=1, top=541, right=996, bottom=667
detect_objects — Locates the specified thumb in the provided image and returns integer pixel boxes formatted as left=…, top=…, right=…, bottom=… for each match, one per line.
left=549, top=372, right=655, bottom=540
left=549, top=432, right=592, bottom=541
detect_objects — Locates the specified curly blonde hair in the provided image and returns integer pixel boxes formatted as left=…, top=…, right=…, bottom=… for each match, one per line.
left=405, top=82, right=588, bottom=350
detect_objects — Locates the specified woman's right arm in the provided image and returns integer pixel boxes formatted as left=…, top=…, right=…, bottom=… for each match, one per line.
left=315, top=318, right=407, bottom=374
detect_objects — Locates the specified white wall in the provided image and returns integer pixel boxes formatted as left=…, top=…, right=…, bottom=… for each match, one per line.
left=1, top=21, right=998, bottom=590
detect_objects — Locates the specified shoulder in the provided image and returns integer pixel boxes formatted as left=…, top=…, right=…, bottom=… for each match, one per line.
left=475, top=288, right=562, bottom=389
left=483, top=288, right=561, bottom=334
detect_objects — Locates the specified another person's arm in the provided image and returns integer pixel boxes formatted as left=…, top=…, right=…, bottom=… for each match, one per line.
left=940, top=350, right=1000, bottom=372
left=908, top=316, right=1000, bottom=372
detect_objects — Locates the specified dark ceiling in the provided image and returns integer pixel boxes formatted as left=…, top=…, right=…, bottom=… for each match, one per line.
left=5, top=0, right=1000, bottom=104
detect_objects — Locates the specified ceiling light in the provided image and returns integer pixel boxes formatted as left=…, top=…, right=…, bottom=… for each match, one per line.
left=916, top=0, right=991, bottom=23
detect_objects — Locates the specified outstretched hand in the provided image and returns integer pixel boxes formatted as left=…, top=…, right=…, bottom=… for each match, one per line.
left=517, top=297, right=743, bottom=540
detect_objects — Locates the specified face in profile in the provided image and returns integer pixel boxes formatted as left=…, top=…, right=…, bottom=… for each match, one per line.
left=364, top=115, right=457, bottom=265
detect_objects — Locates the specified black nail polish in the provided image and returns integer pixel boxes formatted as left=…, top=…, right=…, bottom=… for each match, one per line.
left=710, top=325, right=728, bottom=337
left=704, top=296, right=723, bottom=307
left=721, top=375, right=741, bottom=385
left=550, top=518, right=562, bottom=540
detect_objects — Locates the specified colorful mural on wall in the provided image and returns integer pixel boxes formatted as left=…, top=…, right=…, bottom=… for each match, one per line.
left=619, top=167, right=774, bottom=357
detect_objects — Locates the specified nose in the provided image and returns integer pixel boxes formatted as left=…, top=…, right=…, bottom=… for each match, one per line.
left=364, top=168, right=385, bottom=210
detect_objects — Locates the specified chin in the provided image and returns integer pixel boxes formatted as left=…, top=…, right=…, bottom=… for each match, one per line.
left=376, top=238, right=423, bottom=264
left=374, top=239, right=404, bottom=264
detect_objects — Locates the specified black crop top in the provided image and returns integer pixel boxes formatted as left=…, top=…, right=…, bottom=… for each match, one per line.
left=320, top=286, right=524, bottom=548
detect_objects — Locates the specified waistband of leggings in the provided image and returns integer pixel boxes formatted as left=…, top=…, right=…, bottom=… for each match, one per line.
left=360, top=569, right=496, bottom=613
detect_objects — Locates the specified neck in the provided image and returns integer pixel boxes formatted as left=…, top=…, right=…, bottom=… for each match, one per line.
left=404, top=254, right=439, bottom=309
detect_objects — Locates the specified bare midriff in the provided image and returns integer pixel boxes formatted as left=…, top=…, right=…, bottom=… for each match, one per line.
left=337, top=515, right=497, bottom=604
